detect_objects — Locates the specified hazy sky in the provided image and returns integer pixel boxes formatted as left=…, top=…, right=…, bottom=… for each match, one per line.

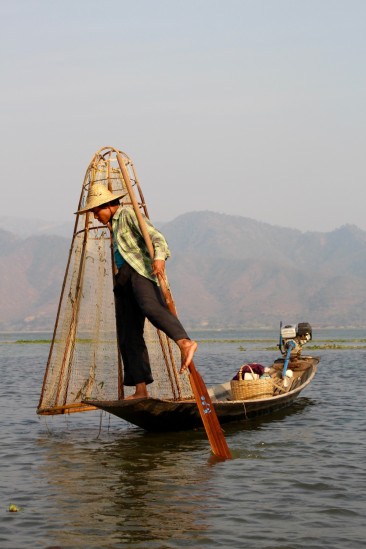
left=1, top=0, right=365, bottom=232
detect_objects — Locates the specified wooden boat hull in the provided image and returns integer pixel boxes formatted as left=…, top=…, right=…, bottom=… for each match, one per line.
left=85, top=357, right=318, bottom=432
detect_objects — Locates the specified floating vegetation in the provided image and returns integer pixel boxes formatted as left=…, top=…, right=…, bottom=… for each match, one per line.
left=307, top=343, right=366, bottom=350
left=14, top=339, right=51, bottom=344
left=197, top=338, right=366, bottom=351
left=264, top=346, right=280, bottom=351
left=2, top=338, right=96, bottom=345
left=197, top=338, right=272, bottom=344
left=262, top=343, right=366, bottom=351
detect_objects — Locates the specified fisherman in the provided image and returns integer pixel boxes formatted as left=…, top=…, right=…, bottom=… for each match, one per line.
left=76, top=183, right=197, bottom=399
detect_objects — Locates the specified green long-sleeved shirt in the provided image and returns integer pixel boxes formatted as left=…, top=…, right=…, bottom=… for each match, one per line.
left=111, top=205, right=170, bottom=282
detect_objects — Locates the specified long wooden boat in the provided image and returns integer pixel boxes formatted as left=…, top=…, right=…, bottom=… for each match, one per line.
left=84, top=355, right=319, bottom=432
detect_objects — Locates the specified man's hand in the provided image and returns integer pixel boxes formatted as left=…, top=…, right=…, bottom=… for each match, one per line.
left=151, top=259, right=165, bottom=278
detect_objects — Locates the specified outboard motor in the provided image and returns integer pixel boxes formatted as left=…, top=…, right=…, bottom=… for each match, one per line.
left=278, top=322, right=312, bottom=379
left=279, top=322, right=312, bottom=356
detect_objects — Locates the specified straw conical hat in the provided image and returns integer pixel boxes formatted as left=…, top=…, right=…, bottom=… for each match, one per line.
left=76, top=183, right=127, bottom=214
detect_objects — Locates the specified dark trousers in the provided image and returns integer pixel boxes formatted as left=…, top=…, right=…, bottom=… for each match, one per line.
left=113, top=263, right=189, bottom=386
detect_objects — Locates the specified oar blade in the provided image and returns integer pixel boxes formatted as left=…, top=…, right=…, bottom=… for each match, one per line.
left=189, top=363, right=232, bottom=460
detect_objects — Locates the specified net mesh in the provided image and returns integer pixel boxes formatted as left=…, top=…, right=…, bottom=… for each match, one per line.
left=38, top=148, right=193, bottom=415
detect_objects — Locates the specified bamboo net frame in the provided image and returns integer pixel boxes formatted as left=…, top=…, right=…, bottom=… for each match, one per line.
left=37, top=147, right=193, bottom=415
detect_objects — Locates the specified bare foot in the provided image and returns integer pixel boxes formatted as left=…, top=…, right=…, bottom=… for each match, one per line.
left=124, top=382, right=148, bottom=400
left=177, top=339, right=198, bottom=373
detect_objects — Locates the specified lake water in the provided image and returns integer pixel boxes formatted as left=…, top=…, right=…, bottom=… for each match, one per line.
left=1, top=329, right=366, bottom=548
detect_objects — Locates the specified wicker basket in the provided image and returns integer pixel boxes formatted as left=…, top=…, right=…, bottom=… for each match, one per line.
left=230, top=365, right=274, bottom=400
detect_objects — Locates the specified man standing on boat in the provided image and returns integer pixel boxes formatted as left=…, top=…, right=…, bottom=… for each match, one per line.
left=76, top=183, right=197, bottom=399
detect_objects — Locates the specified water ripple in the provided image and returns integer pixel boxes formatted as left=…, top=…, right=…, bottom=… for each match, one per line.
left=0, top=341, right=366, bottom=547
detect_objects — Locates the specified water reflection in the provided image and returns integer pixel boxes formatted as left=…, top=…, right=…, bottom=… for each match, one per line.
left=37, top=426, right=218, bottom=548
left=35, top=395, right=316, bottom=547
left=213, top=396, right=317, bottom=441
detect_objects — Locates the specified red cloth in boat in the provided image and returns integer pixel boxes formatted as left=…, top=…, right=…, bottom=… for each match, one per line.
left=232, top=363, right=265, bottom=380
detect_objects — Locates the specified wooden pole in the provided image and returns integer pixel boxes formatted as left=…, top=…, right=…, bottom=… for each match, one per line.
left=116, top=152, right=232, bottom=460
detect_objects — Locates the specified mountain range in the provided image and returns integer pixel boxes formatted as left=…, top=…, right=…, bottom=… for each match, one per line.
left=1, top=211, right=366, bottom=331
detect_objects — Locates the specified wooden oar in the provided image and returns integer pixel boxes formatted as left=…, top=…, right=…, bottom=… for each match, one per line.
left=116, top=152, right=232, bottom=459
